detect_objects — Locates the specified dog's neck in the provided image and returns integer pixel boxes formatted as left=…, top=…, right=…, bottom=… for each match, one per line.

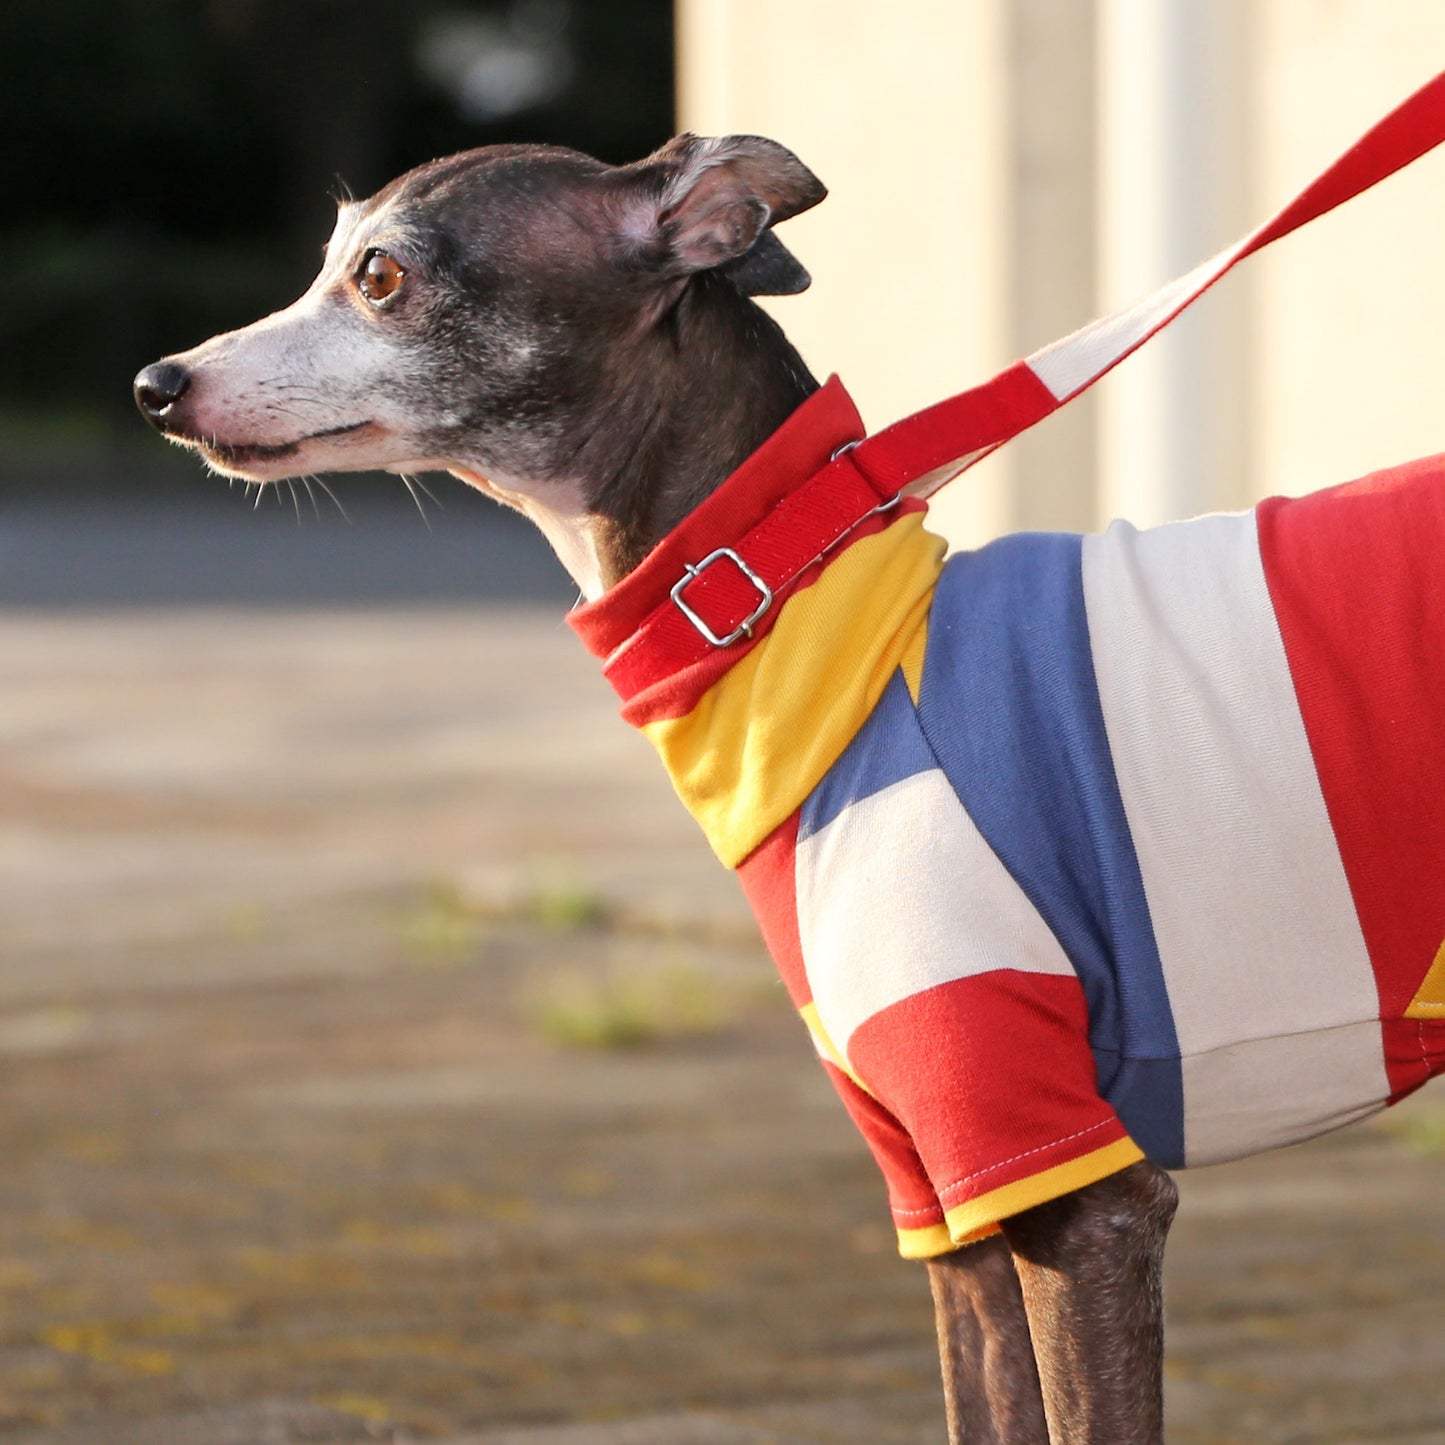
left=586, top=275, right=820, bottom=586
left=455, top=277, right=818, bottom=600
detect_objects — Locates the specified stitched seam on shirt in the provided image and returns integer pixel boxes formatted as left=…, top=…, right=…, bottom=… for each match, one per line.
left=933, top=1119, right=1116, bottom=1202
left=891, top=1202, right=946, bottom=1220
left=1093, top=1015, right=1396, bottom=1060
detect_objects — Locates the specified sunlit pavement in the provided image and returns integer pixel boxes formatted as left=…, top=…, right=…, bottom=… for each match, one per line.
left=0, top=597, right=1441, bottom=1442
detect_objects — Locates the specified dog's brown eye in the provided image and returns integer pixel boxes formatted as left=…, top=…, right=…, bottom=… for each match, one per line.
left=358, top=251, right=405, bottom=304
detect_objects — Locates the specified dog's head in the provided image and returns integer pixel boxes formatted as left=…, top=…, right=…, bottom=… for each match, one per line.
left=132, top=135, right=825, bottom=491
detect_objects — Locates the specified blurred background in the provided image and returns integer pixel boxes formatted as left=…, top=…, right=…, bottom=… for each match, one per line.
left=0, top=0, right=670, bottom=606
left=2, top=3, right=1444, bottom=1443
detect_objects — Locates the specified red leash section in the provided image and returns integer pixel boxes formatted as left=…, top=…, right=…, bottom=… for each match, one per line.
left=851, top=66, right=1445, bottom=500
left=582, top=67, right=1445, bottom=699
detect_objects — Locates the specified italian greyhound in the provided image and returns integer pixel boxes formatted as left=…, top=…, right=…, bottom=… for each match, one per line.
left=133, top=135, right=1439, bottom=1444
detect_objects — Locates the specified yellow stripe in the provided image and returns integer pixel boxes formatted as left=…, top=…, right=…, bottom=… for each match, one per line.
left=1404, top=935, right=1445, bottom=1018
left=900, top=623, right=927, bottom=703
left=941, top=1136, right=1145, bottom=1242
left=642, top=514, right=945, bottom=867
left=799, top=1001, right=872, bottom=1095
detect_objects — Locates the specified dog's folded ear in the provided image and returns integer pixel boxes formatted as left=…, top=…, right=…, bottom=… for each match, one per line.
left=718, top=229, right=812, bottom=296
left=612, top=134, right=825, bottom=289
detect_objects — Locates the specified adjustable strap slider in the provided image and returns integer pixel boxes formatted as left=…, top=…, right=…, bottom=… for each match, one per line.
left=669, top=547, right=774, bottom=648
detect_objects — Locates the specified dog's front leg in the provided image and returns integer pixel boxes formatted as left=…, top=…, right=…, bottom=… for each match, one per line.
left=1000, top=1161, right=1178, bottom=1444
left=927, top=1232, right=1050, bottom=1444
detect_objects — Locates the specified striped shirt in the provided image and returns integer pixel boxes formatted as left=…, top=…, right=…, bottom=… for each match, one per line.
left=570, top=378, right=1445, bottom=1258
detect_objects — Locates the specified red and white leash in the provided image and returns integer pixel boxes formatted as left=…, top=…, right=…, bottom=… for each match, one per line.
left=848, top=66, right=1445, bottom=503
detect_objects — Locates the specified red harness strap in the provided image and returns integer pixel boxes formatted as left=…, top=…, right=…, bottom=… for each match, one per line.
left=587, top=67, right=1445, bottom=697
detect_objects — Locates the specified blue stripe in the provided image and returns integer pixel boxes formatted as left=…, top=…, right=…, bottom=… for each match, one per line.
left=799, top=670, right=936, bottom=841
left=915, top=535, right=1185, bottom=1166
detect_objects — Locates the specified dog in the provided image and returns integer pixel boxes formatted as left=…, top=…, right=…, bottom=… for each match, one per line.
left=134, top=134, right=1445, bottom=1444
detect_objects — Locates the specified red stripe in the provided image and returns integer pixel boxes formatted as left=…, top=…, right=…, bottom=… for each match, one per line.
left=819, top=1061, right=945, bottom=1231
left=850, top=361, right=1059, bottom=495
left=736, top=813, right=810, bottom=1009
left=1384, top=1018, right=1445, bottom=1105
left=1241, top=70, right=1445, bottom=263
left=846, top=972, right=1127, bottom=1210
left=1257, top=458, right=1445, bottom=1098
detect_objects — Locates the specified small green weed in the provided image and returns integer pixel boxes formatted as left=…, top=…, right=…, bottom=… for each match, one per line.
left=1385, top=1107, right=1445, bottom=1155
left=396, top=880, right=483, bottom=966
left=530, top=963, right=728, bottom=1049
left=524, top=871, right=608, bottom=931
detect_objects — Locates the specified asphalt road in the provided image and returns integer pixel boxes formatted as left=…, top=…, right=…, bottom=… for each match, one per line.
left=0, top=477, right=576, bottom=609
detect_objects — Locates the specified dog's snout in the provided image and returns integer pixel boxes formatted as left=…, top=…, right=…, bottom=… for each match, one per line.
left=133, top=361, right=192, bottom=423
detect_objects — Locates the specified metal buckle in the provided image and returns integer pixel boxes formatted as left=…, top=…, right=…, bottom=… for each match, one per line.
left=833, top=438, right=904, bottom=517
left=669, top=547, right=773, bottom=647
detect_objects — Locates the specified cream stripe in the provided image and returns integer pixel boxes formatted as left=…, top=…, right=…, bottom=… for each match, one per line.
left=1179, top=1023, right=1390, bottom=1165
left=1028, top=252, right=1229, bottom=400
left=1081, top=513, right=1387, bottom=1164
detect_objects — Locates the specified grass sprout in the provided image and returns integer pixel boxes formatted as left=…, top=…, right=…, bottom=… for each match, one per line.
left=530, top=962, right=729, bottom=1050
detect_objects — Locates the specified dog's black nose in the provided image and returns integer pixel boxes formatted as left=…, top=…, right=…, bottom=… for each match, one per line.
left=133, top=361, right=191, bottom=421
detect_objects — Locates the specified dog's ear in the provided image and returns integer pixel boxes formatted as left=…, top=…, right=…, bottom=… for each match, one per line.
left=613, top=134, right=825, bottom=282
left=718, top=229, right=812, bottom=296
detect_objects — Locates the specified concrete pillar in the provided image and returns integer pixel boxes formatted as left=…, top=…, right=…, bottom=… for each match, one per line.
left=1003, top=0, right=1101, bottom=536
left=1095, top=0, right=1254, bottom=528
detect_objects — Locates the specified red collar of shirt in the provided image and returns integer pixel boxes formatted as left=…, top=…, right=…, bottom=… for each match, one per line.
left=568, top=376, right=923, bottom=721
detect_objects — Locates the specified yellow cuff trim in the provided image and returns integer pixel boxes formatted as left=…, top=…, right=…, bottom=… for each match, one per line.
left=892, top=1138, right=1144, bottom=1260
left=941, top=1136, right=1145, bottom=1242
left=1405, top=934, right=1445, bottom=1017
left=896, top=1222, right=956, bottom=1259
left=896, top=1220, right=1001, bottom=1259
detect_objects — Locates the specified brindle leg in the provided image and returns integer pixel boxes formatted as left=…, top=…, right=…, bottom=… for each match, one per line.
left=1001, top=1161, right=1178, bottom=1445
left=927, top=1232, right=1050, bottom=1444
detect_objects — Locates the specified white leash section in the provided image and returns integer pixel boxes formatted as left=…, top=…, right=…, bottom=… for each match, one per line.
left=846, top=68, right=1445, bottom=501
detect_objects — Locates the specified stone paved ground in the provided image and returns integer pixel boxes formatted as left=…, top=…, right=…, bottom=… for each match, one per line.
left=0, top=608, right=1442, bottom=1444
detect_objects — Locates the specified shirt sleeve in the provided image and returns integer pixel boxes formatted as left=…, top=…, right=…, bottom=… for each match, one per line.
left=846, top=967, right=1143, bottom=1247
left=813, top=1054, right=960, bottom=1258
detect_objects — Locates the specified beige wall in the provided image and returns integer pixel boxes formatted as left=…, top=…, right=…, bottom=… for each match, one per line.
left=678, top=0, right=1445, bottom=542
left=1254, top=5, right=1445, bottom=499
left=677, top=0, right=1097, bottom=546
